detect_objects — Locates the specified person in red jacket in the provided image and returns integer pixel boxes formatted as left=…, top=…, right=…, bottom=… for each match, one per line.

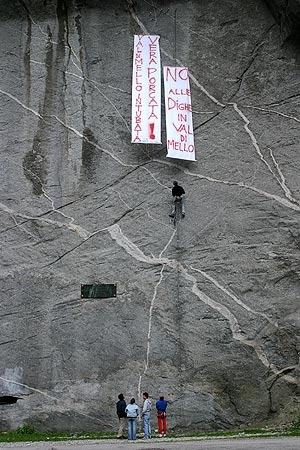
left=169, top=181, right=185, bottom=218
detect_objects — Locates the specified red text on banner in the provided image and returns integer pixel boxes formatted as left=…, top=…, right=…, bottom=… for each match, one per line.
left=131, top=35, right=161, bottom=144
left=163, top=67, right=196, bottom=161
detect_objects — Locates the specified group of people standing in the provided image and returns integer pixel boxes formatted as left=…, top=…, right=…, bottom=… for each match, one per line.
left=116, top=393, right=168, bottom=441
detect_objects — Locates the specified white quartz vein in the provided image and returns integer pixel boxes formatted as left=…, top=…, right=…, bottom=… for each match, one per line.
left=0, top=376, right=58, bottom=401
left=231, top=103, right=278, bottom=171
left=0, top=376, right=103, bottom=422
left=22, top=7, right=82, bottom=75
left=0, top=88, right=135, bottom=171
left=145, top=266, right=165, bottom=373
left=8, top=213, right=39, bottom=241
left=0, top=202, right=91, bottom=240
left=268, top=147, right=299, bottom=205
left=41, top=185, right=81, bottom=226
left=144, top=208, right=174, bottom=233
left=112, top=189, right=133, bottom=211
left=30, top=59, right=129, bottom=131
left=159, top=228, right=177, bottom=258
left=231, top=102, right=300, bottom=205
left=48, top=115, right=135, bottom=168
left=129, top=9, right=225, bottom=108
left=267, top=365, right=299, bottom=386
left=141, top=166, right=170, bottom=190
left=2, top=88, right=299, bottom=216
left=152, top=159, right=300, bottom=212
left=129, top=12, right=299, bottom=212
left=0, top=89, right=44, bottom=120
left=138, top=265, right=165, bottom=398
left=8, top=156, right=85, bottom=233
left=244, top=105, right=300, bottom=124
left=190, top=265, right=278, bottom=327
left=107, top=223, right=298, bottom=382
left=86, top=77, right=130, bottom=132
left=20, top=5, right=300, bottom=216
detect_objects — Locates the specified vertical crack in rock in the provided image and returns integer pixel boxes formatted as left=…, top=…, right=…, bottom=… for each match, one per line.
left=70, top=11, right=130, bottom=129
left=112, top=189, right=133, bottom=211
left=74, top=1, right=130, bottom=185
left=268, top=147, right=300, bottom=205
left=231, top=102, right=300, bottom=205
left=267, top=364, right=299, bottom=413
left=80, top=127, right=100, bottom=182
left=127, top=9, right=300, bottom=215
left=264, top=0, right=300, bottom=41
left=107, top=224, right=299, bottom=384
left=140, top=166, right=170, bottom=190
left=30, top=60, right=130, bottom=131
left=267, top=366, right=298, bottom=390
left=19, top=0, right=32, bottom=105
left=229, top=24, right=275, bottom=101
left=22, top=0, right=72, bottom=197
left=138, top=266, right=165, bottom=397
left=8, top=213, right=39, bottom=241
left=74, top=7, right=89, bottom=185
left=128, top=8, right=300, bottom=222
left=22, top=25, right=54, bottom=195
left=2, top=87, right=300, bottom=215
left=11, top=156, right=84, bottom=236
left=74, top=10, right=84, bottom=75
left=138, top=226, right=177, bottom=394
left=54, top=0, right=71, bottom=198
left=57, top=0, right=71, bottom=52
left=48, top=114, right=136, bottom=168
left=127, top=5, right=225, bottom=108
left=159, top=228, right=177, bottom=257
left=86, top=78, right=131, bottom=131
left=24, top=0, right=80, bottom=72
left=144, top=208, right=174, bottom=233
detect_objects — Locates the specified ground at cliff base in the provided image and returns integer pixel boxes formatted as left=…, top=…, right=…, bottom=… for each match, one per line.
left=1, top=426, right=300, bottom=444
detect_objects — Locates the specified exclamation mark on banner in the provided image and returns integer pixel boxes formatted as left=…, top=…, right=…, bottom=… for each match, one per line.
left=149, top=123, right=155, bottom=140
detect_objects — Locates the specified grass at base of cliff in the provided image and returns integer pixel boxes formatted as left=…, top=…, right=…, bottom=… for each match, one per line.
left=0, top=426, right=300, bottom=443
left=0, top=430, right=116, bottom=443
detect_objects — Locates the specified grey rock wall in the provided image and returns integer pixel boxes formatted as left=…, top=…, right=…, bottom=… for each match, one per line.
left=265, top=0, right=300, bottom=40
left=0, top=0, right=300, bottom=433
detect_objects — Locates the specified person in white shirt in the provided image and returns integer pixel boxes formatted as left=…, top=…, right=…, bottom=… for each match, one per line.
left=125, top=398, right=139, bottom=440
left=141, top=392, right=152, bottom=439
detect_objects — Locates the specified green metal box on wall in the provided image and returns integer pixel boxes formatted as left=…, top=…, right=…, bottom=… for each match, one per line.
left=81, top=284, right=117, bottom=299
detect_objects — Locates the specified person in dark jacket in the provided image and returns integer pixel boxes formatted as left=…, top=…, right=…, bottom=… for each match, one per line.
left=116, top=393, right=127, bottom=439
left=156, top=396, right=168, bottom=436
left=169, top=181, right=185, bottom=218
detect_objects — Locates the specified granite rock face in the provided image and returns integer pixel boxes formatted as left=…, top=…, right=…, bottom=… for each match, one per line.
left=265, top=0, right=300, bottom=40
left=0, top=0, right=300, bottom=433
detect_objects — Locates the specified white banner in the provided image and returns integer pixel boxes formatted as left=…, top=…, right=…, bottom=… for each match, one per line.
left=163, top=67, right=196, bottom=161
left=131, top=35, right=161, bottom=144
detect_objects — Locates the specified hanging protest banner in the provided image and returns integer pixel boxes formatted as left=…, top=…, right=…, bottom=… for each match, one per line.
left=131, top=35, right=161, bottom=144
left=163, top=67, right=196, bottom=161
